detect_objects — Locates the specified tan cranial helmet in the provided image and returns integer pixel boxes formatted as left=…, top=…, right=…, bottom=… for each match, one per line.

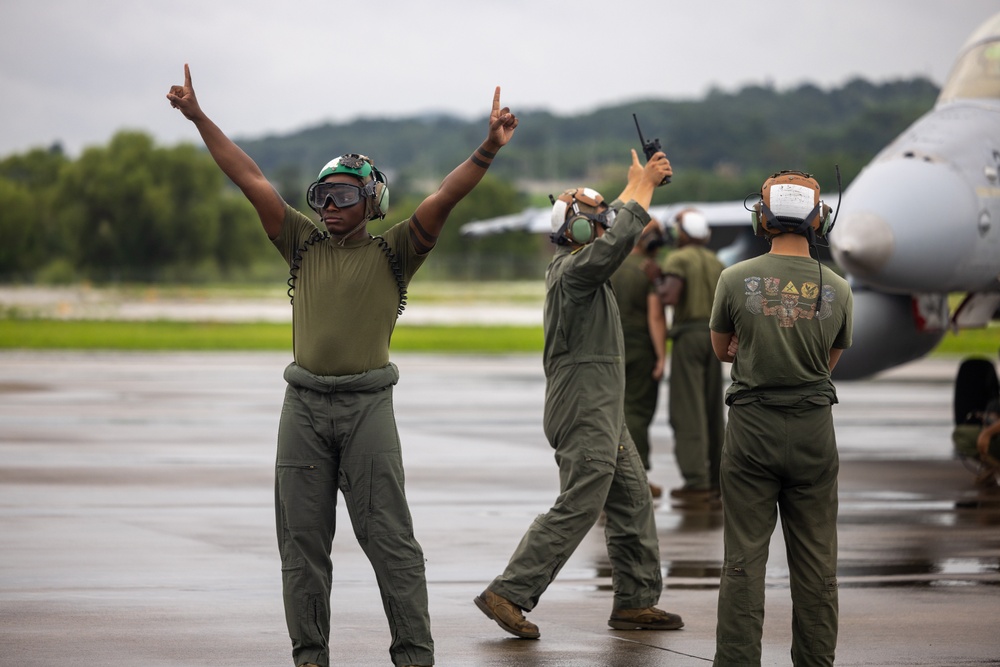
left=753, top=170, right=832, bottom=237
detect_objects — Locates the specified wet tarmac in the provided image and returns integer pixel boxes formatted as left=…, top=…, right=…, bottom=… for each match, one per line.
left=0, top=351, right=998, bottom=666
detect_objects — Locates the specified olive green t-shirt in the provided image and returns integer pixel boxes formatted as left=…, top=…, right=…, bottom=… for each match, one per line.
left=661, top=244, right=724, bottom=325
left=271, top=205, right=426, bottom=376
left=610, top=252, right=655, bottom=354
left=710, top=254, right=853, bottom=400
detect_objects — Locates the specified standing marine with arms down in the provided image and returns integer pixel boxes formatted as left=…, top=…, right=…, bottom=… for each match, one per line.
left=475, top=149, right=685, bottom=639
left=167, top=64, right=518, bottom=667
left=648, top=208, right=726, bottom=503
left=709, top=170, right=852, bottom=666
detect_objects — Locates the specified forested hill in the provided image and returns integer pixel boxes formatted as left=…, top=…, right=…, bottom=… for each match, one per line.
left=0, top=76, right=940, bottom=284
left=238, top=76, right=940, bottom=201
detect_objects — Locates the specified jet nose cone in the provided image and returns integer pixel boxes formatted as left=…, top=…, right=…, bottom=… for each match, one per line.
left=830, top=211, right=894, bottom=279
left=829, top=157, right=979, bottom=293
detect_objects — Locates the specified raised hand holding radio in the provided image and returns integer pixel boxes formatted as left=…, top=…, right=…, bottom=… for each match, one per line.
left=633, top=113, right=671, bottom=185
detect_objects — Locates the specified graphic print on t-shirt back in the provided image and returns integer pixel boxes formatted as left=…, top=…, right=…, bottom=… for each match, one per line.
left=744, top=275, right=837, bottom=327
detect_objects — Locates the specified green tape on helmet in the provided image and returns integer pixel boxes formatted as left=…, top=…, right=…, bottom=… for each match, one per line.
left=317, top=154, right=374, bottom=182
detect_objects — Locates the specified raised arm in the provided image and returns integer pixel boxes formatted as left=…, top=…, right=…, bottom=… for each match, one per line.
left=408, top=86, right=518, bottom=253
left=166, top=64, right=286, bottom=239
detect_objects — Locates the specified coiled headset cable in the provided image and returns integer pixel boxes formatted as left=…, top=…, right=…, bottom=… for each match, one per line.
left=287, top=231, right=408, bottom=316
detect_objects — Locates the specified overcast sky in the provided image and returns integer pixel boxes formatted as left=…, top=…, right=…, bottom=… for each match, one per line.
left=1, top=0, right=997, bottom=158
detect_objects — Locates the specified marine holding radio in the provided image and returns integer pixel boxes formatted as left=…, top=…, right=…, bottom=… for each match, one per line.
left=709, top=169, right=853, bottom=665
left=475, top=148, right=688, bottom=640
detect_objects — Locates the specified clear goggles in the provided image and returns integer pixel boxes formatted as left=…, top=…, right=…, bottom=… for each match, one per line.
left=307, top=181, right=365, bottom=210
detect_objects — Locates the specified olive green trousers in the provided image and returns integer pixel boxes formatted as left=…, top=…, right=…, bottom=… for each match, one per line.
left=490, top=361, right=662, bottom=613
left=275, top=362, right=433, bottom=667
left=668, top=327, right=724, bottom=490
left=714, top=400, right=839, bottom=667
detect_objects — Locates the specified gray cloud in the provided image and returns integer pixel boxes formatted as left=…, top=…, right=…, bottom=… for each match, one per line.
left=1, top=0, right=996, bottom=157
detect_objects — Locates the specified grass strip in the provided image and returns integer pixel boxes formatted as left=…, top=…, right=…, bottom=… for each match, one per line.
left=0, top=319, right=545, bottom=353
left=0, top=318, right=995, bottom=358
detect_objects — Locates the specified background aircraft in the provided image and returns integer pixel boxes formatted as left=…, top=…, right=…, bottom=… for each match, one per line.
left=460, top=11, right=1000, bottom=380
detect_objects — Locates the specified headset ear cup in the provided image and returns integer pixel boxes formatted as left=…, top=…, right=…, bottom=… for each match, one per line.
left=371, top=168, right=389, bottom=219
left=751, top=202, right=763, bottom=236
left=569, top=216, right=594, bottom=244
left=819, top=202, right=833, bottom=236
left=551, top=200, right=569, bottom=240
left=373, top=181, right=389, bottom=218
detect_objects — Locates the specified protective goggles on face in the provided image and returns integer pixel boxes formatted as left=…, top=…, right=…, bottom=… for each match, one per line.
left=306, top=182, right=365, bottom=210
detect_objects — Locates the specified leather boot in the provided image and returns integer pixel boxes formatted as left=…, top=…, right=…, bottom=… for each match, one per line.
left=474, top=589, right=540, bottom=639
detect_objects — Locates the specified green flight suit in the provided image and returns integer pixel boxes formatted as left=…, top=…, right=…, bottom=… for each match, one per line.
left=661, top=243, right=725, bottom=491
left=488, top=200, right=663, bottom=613
left=610, top=252, right=660, bottom=469
left=271, top=206, right=433, bottom=667
left=710, top=254, right=853, bottom=667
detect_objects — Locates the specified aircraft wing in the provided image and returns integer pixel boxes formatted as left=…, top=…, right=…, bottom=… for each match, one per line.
left=648, top=201, right=750, bottom=229
left=459, top=199, right=750, bottom=237
left=459, top=208, right=551, bottom=236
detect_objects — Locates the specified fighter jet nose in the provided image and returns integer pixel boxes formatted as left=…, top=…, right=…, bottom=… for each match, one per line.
left=830, top=210, right=894, bottom=279
left=829, top=156, right=979, bottom=293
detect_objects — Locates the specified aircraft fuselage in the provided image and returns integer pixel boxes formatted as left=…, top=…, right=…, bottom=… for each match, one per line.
left=830, top=100, right=1000, bottom=295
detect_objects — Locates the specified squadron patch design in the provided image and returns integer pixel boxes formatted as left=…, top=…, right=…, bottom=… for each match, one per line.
left=744, top=276, right=764, bottom=314
left=744, top=275, right=838, bottom=327
left=816, top=284, right=836, bottom=320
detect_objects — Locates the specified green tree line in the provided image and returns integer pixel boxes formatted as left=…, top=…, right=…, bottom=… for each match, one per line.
left=0, top=77, right=938, bottom=283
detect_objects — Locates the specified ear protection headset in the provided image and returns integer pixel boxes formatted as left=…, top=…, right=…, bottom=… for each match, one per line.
left=567, top=204, right=598, bottom=244
left=549, top=187, right=614, bottom=246
left=360, top=168, right=390, bottom=221
left=750, top=169, right=843, bottom=316
left=751, top=170, right=833, bottom=238
left=311, top=153, right=390, bottom=220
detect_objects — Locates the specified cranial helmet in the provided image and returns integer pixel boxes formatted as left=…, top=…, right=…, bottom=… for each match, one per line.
left=751, top=170, right=833, bottom=238
left=549, top=187, right=615, bottom=246
left=311, top=153, right=389, bottom=220
left=674, top=208, right=710, bottom=242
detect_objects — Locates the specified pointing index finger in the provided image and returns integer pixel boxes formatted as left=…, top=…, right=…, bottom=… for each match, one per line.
left=184, top=63, right=192, bottom=88
left=493, top=86, right=501, bottom=114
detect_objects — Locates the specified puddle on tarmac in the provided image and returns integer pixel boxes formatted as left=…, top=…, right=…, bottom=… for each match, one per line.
left=581, top=557, right=1000, bottom=591
left=582, top=551, right=1000, bottom=590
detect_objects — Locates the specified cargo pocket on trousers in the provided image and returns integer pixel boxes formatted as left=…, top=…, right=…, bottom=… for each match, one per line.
left=276, top=461, right=331, bottom=531
left=613, top=443, right=647, bottom=506
left=722, top=564, right=751, bottom=610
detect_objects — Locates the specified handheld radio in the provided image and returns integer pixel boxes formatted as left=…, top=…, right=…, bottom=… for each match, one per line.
left=633, top=113, right=671, bottom=185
